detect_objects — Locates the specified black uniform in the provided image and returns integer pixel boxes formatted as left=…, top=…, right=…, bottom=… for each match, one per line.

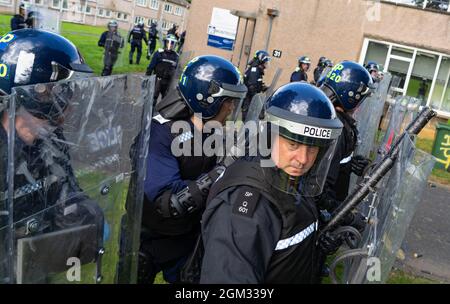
left=98, top=30, right=124, bottom=76
left=242, top=61, right=265, bottom=121
left=324, top=110, right=358, bottom=203
left=314, top=66, right=325, bottom=83
left=177, top=31, right=186, bottom=54
left=147, top=24, right=158, bottom=58
left=146, top=49, right=179, bottom=104
left=290, top=68, right=308, bottom=82
left=0, top=123, right=103, bottom=283
left=138, top=115, right=217, bottom=283
left=128, top=25, right=148, bottom=64
left=200, top=159, right=321, bottom=284
left=10, top=14, right=26, bottom=30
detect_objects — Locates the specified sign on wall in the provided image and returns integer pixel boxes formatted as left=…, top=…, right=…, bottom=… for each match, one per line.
left=273, top=50, right=282, bottom=58
left=207, top=7, right=238, bottom=51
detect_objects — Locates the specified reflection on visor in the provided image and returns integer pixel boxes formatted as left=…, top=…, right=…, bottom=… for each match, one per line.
left=208, top=80, right=247, bottom=99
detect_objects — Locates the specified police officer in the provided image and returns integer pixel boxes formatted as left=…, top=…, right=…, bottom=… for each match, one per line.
left=313, top=56, right=327, bottom=84
left=147, top=21, right=158, bottom=59
left=242, top=50, right=271, bottom=121
left=314, top=62, right=373, bottom=275
left=98, top=20, right=124, bottom=76
left=138, top=55, right=247, bottom=283
left=167, top=24, right=179, bottom=39
left=365, top=61, right=381, bottom=83
left=128, top=21, right=148, bottom=65
left=290, top=56, right=311, bottom=82
left=318, top=61, right=373, bottom=205
left=177, top=30, right=186, bottom=54
left=146, top=34, right=179, bottom=105
left=200, top=82, right=343, bottom=283
left=0, top=29, right=103, bottom=283
left=10, top=3, right=27, bottom=30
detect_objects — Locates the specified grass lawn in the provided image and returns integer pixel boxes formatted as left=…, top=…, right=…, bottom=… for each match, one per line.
left=0, top=14, right=161, bottom=75
left=416, top=136, right=450, bottom=185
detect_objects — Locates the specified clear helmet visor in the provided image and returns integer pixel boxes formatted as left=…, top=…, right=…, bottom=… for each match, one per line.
left=261, top=111, right=342, bottom=196
left=165, top=39, right=177, bottom=51
left=209, top=80, right=247, bottom=123
left=262, top=133, right=339, bottom=197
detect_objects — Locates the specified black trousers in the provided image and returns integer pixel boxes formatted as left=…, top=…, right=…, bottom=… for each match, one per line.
left=129, top=40, right=142, bottom=64
left=101, top=51, right=118, bottom=76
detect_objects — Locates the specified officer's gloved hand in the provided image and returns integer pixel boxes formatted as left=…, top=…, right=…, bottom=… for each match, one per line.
left=350, top=155, right=371, bottom=176
left=316, top=190, right=340, bottom=213
left=342, top=211, right=367, bottom=233
left=318, top=231, right=343, bottom=256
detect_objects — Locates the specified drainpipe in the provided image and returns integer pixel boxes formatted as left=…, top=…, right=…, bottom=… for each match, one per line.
left=265, top=8, right=279, bottom=51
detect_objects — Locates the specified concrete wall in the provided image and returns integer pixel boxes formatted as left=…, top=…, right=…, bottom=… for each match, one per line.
left=184, top=0, right=450, bottom=86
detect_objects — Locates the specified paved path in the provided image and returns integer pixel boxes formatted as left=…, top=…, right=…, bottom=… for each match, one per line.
left=398, top=183, right=450, bottom=282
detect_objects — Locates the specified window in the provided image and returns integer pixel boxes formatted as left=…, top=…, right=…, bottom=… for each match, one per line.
left=384, top=0, right=450, bottom=12
left=147, top=18, right=158, bottom=26
left=51, top=0, right=66, bottom=9
left=0, top=0, right=12, bottom=4
left=406, top=52, right=438, bottom=103
left=136, top=0, right=148, bottom=7
left=430, top=57, right=450, bottom=112
left=105, top=10, right=111, bottom=17
left=117, top=12, right=128, bottom=21
left=134, top=16, right=145, bottom=24
left=361, top=38, right=450, bottom=116
left=150, top=0, right=159, bottom=10
left=161, top=20, right=169, bottom=29
left=164, top=3, right=173, bottom=13
left=85, top=6, right=92, bottom=14
left=97, top=8, right=104, bottom=16
left=34, top=0, right=43, bottom=5
left=174, top=6, right=183, bottom=16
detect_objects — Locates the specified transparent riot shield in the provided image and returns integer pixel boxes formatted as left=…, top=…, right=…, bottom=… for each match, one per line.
left=24, top=3, right=61, bottom=33
left=331, top=136, right=435, bottom=284
left=348, top=73, right=393, bottom=194
left=353, top=73, right=392, bottom=159
left=0, top=74, right=154, bottom=284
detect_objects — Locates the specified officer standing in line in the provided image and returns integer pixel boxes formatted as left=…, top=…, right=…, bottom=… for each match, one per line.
left=290, top=56, right=311, bottom=83
left=200, top=82, right=343, bottom=283
left=365, top=61, right=381, bottom=83
left=0, top=29, right=103, bottom=283
left=314, top=62, right=374, bottom=278
left=128, top=21, right=148, bottom=65
left=242, top=50, right=271, bottom=121
left=10, top=3, right=27, bottom=31
left=138, top=55, right=247, bottom=284
left=98, top=20, right=124, bottom=76
left=146, top=34, right=179, bottom=105
left=147, top=21, right=158, bottom=59
left=313, top=56, right=327, bottom=84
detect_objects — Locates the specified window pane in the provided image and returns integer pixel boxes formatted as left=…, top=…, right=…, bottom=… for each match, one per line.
left=391, top=46, right=414, bottom=59
left=387, top=58, right=410, bottom=90
left=406, top=52, right=439, bottom=104
left=426, top=0, right=449, bottom=12
left=364, top=41, right=389, bottom=69
left=431, top=57, right=450, bottom=111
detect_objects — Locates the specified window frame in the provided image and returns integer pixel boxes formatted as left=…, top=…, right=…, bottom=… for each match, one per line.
left=360, top=37, right=450, bottom=117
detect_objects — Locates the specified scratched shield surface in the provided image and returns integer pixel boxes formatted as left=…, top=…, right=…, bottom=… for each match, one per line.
left=0, top=74, right=154, bottom=283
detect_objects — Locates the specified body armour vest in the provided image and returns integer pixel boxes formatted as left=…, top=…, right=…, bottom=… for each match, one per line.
left=208, top=159, right=321, bottom=283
